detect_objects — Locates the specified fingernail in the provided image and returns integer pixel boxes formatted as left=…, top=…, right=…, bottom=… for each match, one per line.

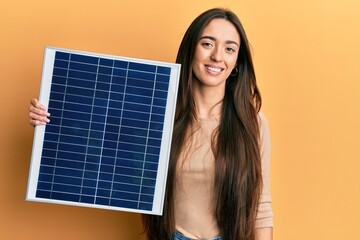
left=45, top=117, right=50, bottom=123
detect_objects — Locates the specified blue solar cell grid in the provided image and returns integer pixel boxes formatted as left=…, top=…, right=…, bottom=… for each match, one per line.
left=31, top=49, right=175, bottom=213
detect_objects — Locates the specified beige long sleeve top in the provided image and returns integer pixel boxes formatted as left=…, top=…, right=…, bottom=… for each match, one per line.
left=174, top=112, right=273, bottom=239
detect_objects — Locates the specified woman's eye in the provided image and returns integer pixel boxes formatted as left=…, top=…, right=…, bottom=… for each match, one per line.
left=226, top=47, right=236, bottom=53
left=201, top=42, right=213, bottom=47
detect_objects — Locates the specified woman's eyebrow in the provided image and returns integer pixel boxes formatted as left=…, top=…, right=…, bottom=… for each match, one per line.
left=199, top=36, right=239, bottom=47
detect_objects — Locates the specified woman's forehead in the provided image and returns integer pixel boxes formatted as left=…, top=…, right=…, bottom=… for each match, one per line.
left=200, top=18, right=240, bottom=44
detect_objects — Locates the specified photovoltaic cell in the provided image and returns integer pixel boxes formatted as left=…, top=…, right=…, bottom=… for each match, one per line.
left=27, top=47, right=180, bottom=215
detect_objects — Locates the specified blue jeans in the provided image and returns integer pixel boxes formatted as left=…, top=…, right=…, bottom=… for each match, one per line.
left=172, top=231, right=222, bottom=240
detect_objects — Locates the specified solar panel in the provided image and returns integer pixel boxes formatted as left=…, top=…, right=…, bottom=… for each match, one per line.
left=27, top=46, right=180, bottom=215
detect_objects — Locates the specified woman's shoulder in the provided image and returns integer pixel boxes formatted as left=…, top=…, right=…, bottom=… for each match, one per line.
left=257, top=111, right=269, bottom=131
left=257, top=111, right=271, bottom=148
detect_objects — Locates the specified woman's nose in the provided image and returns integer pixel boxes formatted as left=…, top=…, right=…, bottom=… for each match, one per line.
left=210, top=47, right=223, bottom=62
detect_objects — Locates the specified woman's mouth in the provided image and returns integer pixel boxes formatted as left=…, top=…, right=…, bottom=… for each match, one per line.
left=205, top=65, right=223, bottom=74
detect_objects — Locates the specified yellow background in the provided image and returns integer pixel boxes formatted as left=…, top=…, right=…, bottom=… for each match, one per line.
left=1, top=0, right=359, bottom=239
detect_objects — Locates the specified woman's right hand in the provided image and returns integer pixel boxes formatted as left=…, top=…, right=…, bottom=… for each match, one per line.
left=28, top=98, right=50, bottom=127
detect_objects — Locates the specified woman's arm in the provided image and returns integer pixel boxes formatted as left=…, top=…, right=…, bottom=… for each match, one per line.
left=255, top=227, right=273, bottom=240
left=255, top=113, right=273, bottom=240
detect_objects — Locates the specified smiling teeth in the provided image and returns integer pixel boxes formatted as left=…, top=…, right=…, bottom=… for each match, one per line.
left=207, top=66, right=222, bottom=73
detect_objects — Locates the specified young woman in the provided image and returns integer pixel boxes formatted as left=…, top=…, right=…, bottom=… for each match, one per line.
left=29, top=8, right=273, bottom=240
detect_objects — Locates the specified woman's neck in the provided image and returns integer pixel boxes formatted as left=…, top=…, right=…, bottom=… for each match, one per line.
left=193, top=81, right=225, bottom=120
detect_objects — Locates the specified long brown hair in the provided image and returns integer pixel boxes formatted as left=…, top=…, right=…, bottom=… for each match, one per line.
left=142, top=8, right=262, bottom=240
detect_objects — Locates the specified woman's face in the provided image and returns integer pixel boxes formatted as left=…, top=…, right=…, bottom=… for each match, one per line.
left=192, top=18, right=240, bottom=89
